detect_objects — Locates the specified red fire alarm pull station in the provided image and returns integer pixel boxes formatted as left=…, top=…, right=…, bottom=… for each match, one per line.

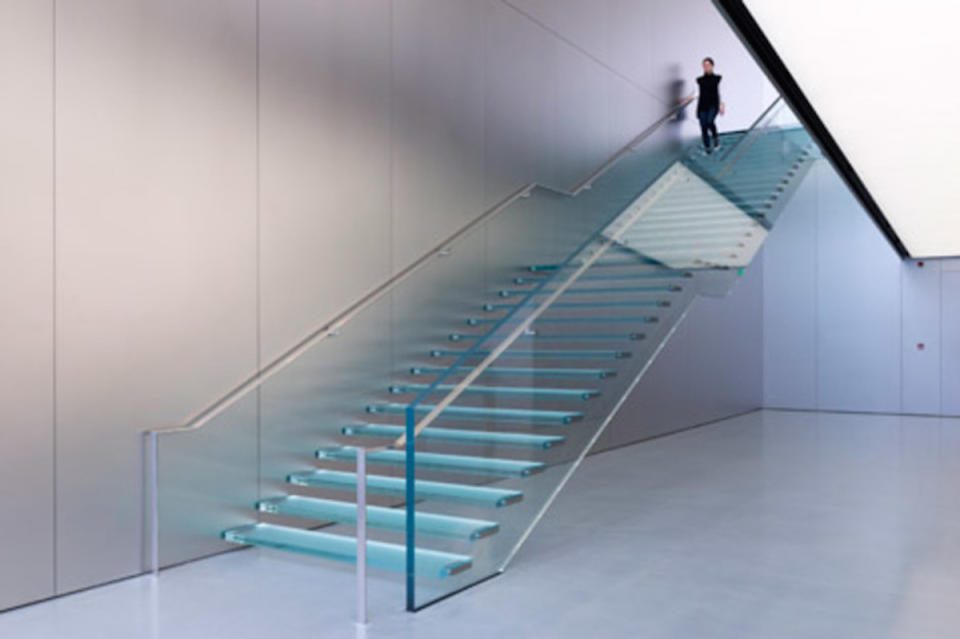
left=917, top=261, right=925, bottom=268
left=918, top=343, right=926, bottom=351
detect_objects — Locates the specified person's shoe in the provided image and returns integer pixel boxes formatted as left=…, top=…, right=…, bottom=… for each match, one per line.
left=705, top=147, right=713, bottom=155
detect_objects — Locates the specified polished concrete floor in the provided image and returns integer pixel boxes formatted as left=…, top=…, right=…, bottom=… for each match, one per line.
left=4, top=409, right=960, bottom=638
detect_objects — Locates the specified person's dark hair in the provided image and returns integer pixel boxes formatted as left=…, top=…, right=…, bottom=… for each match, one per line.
left=703, top=57, right=715, bottom=66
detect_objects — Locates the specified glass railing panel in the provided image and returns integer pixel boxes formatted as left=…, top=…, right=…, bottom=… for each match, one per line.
left=403, top=96, right=814, bottom=608
left=684, top=99, right=818, bottom=230
left=602, top=161, right=770, bottom=269
left=404, top=228, right=712, bottom=608
left=155, top=394, right=259, bottom=567
left=151, top=94, right=816, bottom=615
left=150, top=103, right=695, bottom=599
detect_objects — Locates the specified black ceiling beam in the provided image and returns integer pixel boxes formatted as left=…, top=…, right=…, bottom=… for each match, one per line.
left=713, top=0, right=910, bottom=258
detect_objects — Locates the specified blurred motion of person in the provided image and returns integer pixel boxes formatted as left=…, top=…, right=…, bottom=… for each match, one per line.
left=667, top=64, right=687, bottom=122
left=696, top=57, right=725, bottom=153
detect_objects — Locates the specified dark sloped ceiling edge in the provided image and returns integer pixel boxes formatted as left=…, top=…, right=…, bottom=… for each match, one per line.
left=713, top=0, right=910, bottom=258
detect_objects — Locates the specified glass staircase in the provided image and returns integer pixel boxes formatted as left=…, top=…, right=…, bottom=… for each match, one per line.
left=148, top=97, right=819, bottom=611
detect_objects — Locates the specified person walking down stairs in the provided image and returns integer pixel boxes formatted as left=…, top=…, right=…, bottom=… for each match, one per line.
left=696, top=56, right=725, bottom=154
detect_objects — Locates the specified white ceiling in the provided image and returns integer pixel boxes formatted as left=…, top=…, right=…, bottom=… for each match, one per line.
left=744, top=0, right=960, bottom=257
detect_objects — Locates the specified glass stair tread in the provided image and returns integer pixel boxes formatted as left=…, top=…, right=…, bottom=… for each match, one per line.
left=628, top=214, right=761, bottom=225
left=718, top=174, right=801, bottom=185
left=642, top=249, right=740, bottom=259
left=624, top=234, right=749, bottom=246
left=643, top=207, right=763, bottom=219
left=647, top=199, right=773, bottom=210
left=466, top=315, right=659, bottom=326
left=410, top=365, right=617, bottom=379
left=257, top=495, right=499, bottom=541
left=627, top=220, right=760, bottom=230
left=389, top=382, right=600, bottom=399
left=448, top=331, right=644, bottom=342
left=658, top=184, right=781, bottom=196
left=287, top=469, right=523, bottom=508
left=368, top=401, right=584, bottom=424
left=512, top=272, right=692, bottom=284
left=316, top=446, right=547, bottom=477
left=429, top=348, right=631, bottom=360
left=498, top=285, right=680, bottom=297
left=483, top=300, right=668, bottom=311
left=342, top=423, right=566, bottom=449
left=653, top=198, right=774, bottom=209
left=222, top=523, right=472, bottom=578
left=713, top=174, right=800, bottom=185
left=623, top=229, right=756, bottom=241
left=527, top=259, right=656, bottom=271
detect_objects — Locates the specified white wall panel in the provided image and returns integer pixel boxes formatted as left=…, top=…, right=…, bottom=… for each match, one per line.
left=259, top=0, right=392, bottom=359
left=391, top=0, right=486, bottom=268
left=901, top=260, right=941, bottom=414
left=762, top=163, right=818, bottom=408
left=510, top=0, right=774, bottom=134
left=606, top=71, right=664, bottom=153
left=505, top=0, right=610, bottom=65
left=595, top=259, right=764, bottom=451
left=550, top=39, right=616, bottom=190
left=763, top=162, right=921, bottom=415
left=55, top=0, right=258, bottom=592
left=606, top=0, right=656, bottom=92
left=815, top=164, right=902, bottom=412
left=763, top=163, right=960, bottom=417
left=483, top=0, right=556, bottom=204
left=941, top=272, right=960, bottom=416
left=0, top=0, right=55, bottom=611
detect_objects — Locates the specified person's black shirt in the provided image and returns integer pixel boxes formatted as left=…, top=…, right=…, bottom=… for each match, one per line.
left=697, top=74, right=722, bottom=113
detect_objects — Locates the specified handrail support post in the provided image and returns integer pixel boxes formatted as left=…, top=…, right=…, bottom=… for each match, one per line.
left=146, top=431, right=159, bottom=575
left=356, top=447, right=368, bottom=626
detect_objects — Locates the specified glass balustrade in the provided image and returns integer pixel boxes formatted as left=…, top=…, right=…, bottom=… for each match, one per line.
left=400, top=97, right=818, bottom=609
left=148, top=96, right=819, bottom=613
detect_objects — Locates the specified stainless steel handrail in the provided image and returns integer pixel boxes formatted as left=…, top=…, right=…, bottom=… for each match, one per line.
left=145, top=97, right=694, bottom=440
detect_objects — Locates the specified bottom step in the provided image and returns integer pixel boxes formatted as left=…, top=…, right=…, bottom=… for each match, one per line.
left=222, top=523, right=472, bottom=578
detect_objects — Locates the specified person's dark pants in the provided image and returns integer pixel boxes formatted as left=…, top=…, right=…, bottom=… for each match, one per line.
left=698, top=107, right=719, bottom=149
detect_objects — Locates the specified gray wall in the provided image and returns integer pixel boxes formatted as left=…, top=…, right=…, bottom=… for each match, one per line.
left=763, top=161, right=960, bottom=415
left=0, top=0, right=770, bottom=610
left=595, top=262, right=764, bottom=452
left=0, top=0, right=55, bottom=610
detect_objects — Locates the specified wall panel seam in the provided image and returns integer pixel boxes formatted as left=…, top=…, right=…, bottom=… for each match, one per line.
left=899, top=253, right=904, bottom=411
left=497, top=0, right=666, bottom=106
left=255, top=0, right=262, bottom=506
left=939, top=265, right=944, bottom=414
left=51, top=0, right=59, bottom=595
left=814, top=163, right=820, bottom=410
